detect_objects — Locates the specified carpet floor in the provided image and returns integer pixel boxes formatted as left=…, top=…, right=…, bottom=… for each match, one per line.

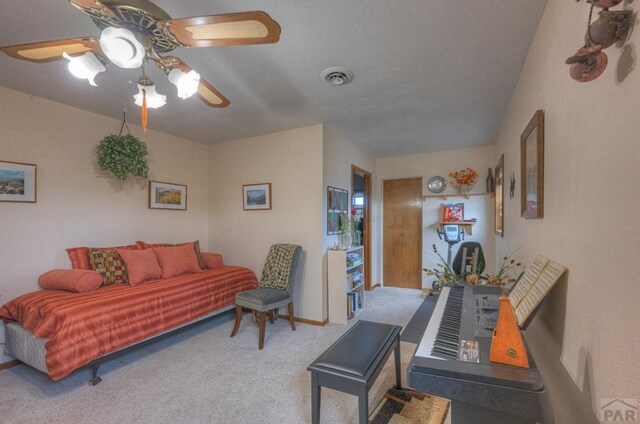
left=0, top=287, right=448, bottom=424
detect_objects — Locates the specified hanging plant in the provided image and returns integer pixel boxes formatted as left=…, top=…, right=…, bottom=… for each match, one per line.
left=97, top=112, right=149, bottom=181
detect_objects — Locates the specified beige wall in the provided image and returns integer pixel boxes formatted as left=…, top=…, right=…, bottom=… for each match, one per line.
left=322, top=129, right=377, bottom=317
left=208, top=125, right=325, bottom=322
left=0, top=86, right=210, bottom=360
left=493, top=0, right=640, bottom=422
left=375, top=145, right=496, bottom=286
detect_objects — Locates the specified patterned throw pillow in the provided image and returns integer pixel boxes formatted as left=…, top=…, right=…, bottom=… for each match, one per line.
left=88, top=249, right=128, bottom=286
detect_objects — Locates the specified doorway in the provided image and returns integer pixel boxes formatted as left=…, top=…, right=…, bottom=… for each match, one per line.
left=352, top=165, right=373, bottom=290
left=383, top=177, right=423, bottom=288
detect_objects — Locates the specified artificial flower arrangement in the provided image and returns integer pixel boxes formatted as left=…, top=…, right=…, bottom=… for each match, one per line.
left=424, top=245, right=522, bottom=290
left=483, top=250, right=523, bottom=286
left=423, top=244, right=461, bottom=286
left=449, top=168, right=479, bottom=195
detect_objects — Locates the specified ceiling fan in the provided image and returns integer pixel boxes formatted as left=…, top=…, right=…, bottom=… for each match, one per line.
left=0, top=0, right=281, bottom=130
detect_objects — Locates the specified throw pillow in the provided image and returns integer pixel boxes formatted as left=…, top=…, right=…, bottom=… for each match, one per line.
left=88, top=249, right=128, bottom=286
left=67, top=244, right=138, bottom=270
left=38, top=269, right=103, bottom=293
left=153, top=244, right=202, bottom=279
left=117, top=248, right=162, bottom=286
left=136, top=240, right=205, bottom=269
left=201, top=253, right=224, bottom=269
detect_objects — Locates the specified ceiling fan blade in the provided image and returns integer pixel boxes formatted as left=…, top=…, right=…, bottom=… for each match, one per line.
left=0, top=37, right=102, bottom=63
left=156, top=56, right=230, bottom=108
left=158, top=11, right=281, bottom=48
left=68, top=0, right=118, bottom=22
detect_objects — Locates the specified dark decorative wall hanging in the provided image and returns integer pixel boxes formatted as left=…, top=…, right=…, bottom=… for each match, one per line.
left=567, top=1, right=634, bottom=82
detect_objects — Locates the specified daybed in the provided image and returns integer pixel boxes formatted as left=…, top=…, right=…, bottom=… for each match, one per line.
left=0, top=243, right=258, bottom=383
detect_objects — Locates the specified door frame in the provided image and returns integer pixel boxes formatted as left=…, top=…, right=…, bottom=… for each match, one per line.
left=352, top=165, right=373, bottom=291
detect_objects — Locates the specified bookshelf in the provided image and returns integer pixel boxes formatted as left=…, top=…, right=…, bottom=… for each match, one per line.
left=328, top=246, right=366, bottom=325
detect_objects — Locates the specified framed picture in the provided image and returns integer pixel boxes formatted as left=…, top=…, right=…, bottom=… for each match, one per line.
left=148, top=181, right=187, bottom=210
left=521, top=110, right=545, bottom=219
left=0, top=160, right=37, bottom=203
left=495, top=155, right=504, bottom=237
left=327, top=186, right=349, bottom=235
left=242, top=183, right=272, bottom=210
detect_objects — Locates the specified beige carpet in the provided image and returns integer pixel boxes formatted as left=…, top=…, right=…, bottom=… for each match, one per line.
left=0, top=287, right=450, bottom=424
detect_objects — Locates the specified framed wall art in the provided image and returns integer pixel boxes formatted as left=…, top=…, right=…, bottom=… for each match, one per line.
left=327, top=186, right=349, bottom=235
left=0, top=160, right=37, bottom=203
left=521, top=110, right=545, bottom=219
left=149, top=181, right=187, bottom=211
left=495, top=155, right=504, bottom=237
left=243, top=183, right=272, bottom=210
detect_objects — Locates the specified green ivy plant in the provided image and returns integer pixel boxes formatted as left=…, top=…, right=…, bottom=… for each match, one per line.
left=97, top=134, right=149, bottom=181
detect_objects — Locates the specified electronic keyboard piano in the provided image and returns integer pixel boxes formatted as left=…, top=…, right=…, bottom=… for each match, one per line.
left=407, top=285, right=554, bottom=424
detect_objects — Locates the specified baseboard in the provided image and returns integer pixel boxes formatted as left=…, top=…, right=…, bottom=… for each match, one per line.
left=370, top=283, right=381, bottom=290
left=277, top=314, right=328, bottom=326
left=0, top=359, right=21, bottom=371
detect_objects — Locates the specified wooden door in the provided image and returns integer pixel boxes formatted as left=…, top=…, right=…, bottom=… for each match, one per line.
left=383, top=177, right=423, bottom=288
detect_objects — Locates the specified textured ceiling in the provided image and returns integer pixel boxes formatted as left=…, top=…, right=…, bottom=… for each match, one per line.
left=0, top=0, right=546, bottom=156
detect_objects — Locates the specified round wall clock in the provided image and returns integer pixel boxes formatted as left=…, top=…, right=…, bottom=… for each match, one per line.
left=428, top=176, right=447, bottom=193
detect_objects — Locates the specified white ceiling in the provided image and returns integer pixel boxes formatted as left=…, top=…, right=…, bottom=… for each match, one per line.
left=0, top=0, right=546, bottom=157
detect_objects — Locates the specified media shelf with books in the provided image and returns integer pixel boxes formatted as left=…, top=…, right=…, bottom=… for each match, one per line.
left=328, top=245, right=366, bottom=324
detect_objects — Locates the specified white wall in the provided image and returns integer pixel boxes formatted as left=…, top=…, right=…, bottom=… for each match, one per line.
left=0, top=86, right=210, bottom=302
left=375, top=145, right=496, bottom=287
left=0, top=86, right=210, bottom=361
left=208, top=125, right=326, bottom=322
left=493, top=0, right=640, bottom=422
left=322, top=129, right=377, bottom=317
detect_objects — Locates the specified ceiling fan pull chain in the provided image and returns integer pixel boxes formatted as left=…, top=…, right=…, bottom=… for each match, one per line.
left=142, top=89, right=148, bottom=134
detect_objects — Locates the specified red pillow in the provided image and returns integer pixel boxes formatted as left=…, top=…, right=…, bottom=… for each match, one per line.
left=118, top=248, right=162, bottom=286
left=38, top=269, right=103, bottom=293
left=202, top=253, right=224, bottom=269
left=67, top=244, right=139, bottom=270
left=137, top=240, right=205, bottom=269
left=153, top=244, right=202, bottom=278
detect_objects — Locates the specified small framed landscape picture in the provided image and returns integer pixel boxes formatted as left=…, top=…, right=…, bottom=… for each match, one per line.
left=243, top=183, right=272, bottom=210
left=0, top=160, right=37, bottom=203
left=148, top=181, right=187, bottom=211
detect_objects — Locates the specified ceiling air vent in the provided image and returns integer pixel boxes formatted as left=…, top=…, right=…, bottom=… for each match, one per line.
left=321, top=67, right=354, bottom=86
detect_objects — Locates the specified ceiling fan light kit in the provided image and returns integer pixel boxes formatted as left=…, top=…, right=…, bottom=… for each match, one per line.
left=63, top=52, right=106, bottom=86
left=99, top=27, right=145, bottom=69
left=0, top=0, right=282, bottom=129
left=134, top=82, right=166, bottom=109
left=168, top=68, right=200, bottom=99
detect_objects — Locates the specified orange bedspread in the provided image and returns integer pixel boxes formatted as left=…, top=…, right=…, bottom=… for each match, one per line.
left=0, top=266, right=258, bottom=380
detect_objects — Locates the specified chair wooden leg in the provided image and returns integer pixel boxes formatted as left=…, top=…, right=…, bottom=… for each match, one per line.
left=288, top=302, right=296, bottom=331
left=259, top=311, right=267, bottom=350
left=230, top=305, right=243, bottom=337
left=268, top=310, right=275, bottom=324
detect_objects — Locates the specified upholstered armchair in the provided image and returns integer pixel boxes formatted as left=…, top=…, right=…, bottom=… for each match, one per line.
left=231, top=244, right=302, bottom=349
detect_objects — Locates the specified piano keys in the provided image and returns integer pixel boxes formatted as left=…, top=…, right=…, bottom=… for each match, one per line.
left=408, top=284, right=554, bottom=424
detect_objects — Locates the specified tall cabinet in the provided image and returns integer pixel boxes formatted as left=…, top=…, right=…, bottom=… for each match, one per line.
left=328, top=246, right=366, bottom=325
